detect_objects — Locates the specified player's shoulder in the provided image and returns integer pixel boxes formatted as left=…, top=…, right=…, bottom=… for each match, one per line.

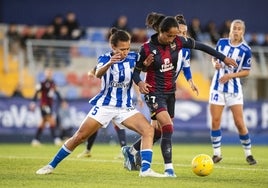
left=98, top=52, right=111, bottom=63
left=127, top=51, right=138, bottom=59
left=218, top=38, right=229, bottom=44
left=241, top=41, right=251, bottom=51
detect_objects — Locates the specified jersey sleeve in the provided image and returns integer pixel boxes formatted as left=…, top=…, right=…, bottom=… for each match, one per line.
left=180, top=36, right=226, bottom=61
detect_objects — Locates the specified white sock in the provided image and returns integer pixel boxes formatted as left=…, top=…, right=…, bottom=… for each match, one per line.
left=165, top=163, right=174, bottom=170
left=214, top=147, right=221, bottom=156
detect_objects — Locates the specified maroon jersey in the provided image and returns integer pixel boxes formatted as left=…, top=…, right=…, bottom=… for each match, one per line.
left=33, top=79, right=61, bottom=107
left=135, top=34, right=185, bottom=94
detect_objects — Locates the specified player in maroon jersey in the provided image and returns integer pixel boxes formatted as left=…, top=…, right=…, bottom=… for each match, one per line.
left=30, top=68, right=63, bottom=146
left=123, top=13, right=237, bottom=177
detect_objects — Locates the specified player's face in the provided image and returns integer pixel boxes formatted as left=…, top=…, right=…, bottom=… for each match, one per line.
left=230, top=22, right=244, bottom=42
left=178, top=24, right=187, bottom=37
left=112, top=40, right=130, bottom=60
left=158, top=27, right=178, bottom=45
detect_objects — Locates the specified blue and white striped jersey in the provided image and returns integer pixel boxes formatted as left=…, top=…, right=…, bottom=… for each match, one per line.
left=89, top=51, right=138, bottom=108
left=176, top=48, right=192, bottom=80
left=210, top=38, right=251, bottom=94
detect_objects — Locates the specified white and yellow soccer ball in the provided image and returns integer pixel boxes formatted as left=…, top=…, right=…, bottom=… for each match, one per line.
left=191, top=154, right=214, bottom=176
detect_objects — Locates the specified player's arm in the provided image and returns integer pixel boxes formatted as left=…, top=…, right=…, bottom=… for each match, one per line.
left=95, top=53, right=121, bottom=78
left=179, top=36, right=237, bottom=67
left=182, top=67, right=199, bottom=96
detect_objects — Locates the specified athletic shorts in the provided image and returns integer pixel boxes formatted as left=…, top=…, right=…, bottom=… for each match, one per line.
left=40, top=105, right=53, bottom=117
left=144, top=93, right=175, bottom=120
left=209, top=90, right=243, bottom=106
left=87, top=105, right=139, bottom=128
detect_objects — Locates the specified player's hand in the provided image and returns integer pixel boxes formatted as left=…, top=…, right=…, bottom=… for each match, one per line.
left=110, top=53, right=122, bottom=64
left=143, top=54, right=154, bottom=67
left=138, top=81, right=152, bottom=94
left=191, top=84, right=199, bottom=96
left=223, top=57, right=237, bottom=67
left=219, top=74, right=231, bottom=84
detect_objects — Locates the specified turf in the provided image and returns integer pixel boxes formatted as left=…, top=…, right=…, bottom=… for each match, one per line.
left=0, top=143, right=267, bottom=188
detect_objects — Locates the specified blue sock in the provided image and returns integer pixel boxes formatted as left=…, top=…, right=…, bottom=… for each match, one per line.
left=239, top=133, right=251, bottom=149
left=211, top=129, right=222, bottom=148
left=49, top=145, right=71, bottom=168
left=140, top=149, right=152, bottom=172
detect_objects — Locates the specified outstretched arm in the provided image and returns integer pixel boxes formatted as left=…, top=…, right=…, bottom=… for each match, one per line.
left=180, top=37, right=237, bottom=67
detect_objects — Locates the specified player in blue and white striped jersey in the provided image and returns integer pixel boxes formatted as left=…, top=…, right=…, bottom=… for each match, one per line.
left=209, top=19, right=257, bottom=165
left=36, top=28, right=167, bottom=177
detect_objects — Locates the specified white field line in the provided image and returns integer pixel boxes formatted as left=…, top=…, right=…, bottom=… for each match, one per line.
left=1, top=155, right=268, bottom=172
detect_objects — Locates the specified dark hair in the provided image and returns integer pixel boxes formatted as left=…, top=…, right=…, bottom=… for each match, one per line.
left=109, top=27, right=131, bottom=46
left=145, top=12, right=165, bottom=32
left=175, top=14, right=187, bottom=25
left=159, top=16, right=179, bottom=33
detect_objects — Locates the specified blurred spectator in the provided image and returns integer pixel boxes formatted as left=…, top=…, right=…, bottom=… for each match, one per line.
left=107, top=15, right=132, bottom=40
left=131, top=28, right=148, bottom=43
left=6, top=23, right=22, bottom=56
left=63, top=11, right=84, bottom=40
left=57, top=101, right=73, bottom=141
left=20, top=25, right=36, bottom=50
left=262, top=33, right=268, bottom=46
left=51, top=14, right=64, bottom=38
left=188, top=17, right=203, bottom=41
left=219, top=20, right=231, bottom=38
left=248, top=33, right=260, bottom=46
left=11, top=83, right=24, bottom=98
left=54, top=25, right=71, bottom=67
left=41, top=25, right=56, bottom=67
left=248, top=33, right=261, bottom=63
left=261, top=33, right=268, bottom=60
left=204, top=20, right=220, bottom=45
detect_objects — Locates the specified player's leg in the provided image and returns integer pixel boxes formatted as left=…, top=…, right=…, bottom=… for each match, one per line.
left=122, top=111, right=167, bottom=177
left=230, top=104, right=257, bottom=165
left=77, top=131, right=98, bottom=158
left=31, top=117, right=46, bottom=146
left=155, top=110, right=176, bottom=177
left=47, top=115, right=62, bottom=146
left=36, top=116, right=101, bottom=174
left=209, top=103, right=224, bottom=163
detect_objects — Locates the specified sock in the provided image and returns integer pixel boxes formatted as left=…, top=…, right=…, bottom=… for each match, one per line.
left=115, top=127, right=126, bottom=147
left=49, top=145, right=72, bottom=168
left=211, top=129, right=222, bottom=156
left=86, top=131, right=98, bottom=151
left=34, top=127, right=43, bottom=140
left=161, top=124, right=173, bottom=164
left=50, top=126, right=56, bottom=138
left=129, top=146, right=138, bottom=156
left=132, top=139, right=141, bottom=152
left=164, top=163, right=174, bottom=171
left=140, top=149, right=152, bottom=172
left=239, top=134, right=252, bottom=157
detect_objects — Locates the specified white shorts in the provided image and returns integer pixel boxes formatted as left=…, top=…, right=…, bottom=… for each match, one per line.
left=87, top=105, right=139, bottom=128
left=209, top=90, right=243, bottom=106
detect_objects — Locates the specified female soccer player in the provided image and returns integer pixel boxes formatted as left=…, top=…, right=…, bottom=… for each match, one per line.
left=36, top=28, right=166, bottom=177
left=123, top=13, right=237, bottom=177
left=122, top=13, right=199, bottom=176
left=209, top=19, right=257, bottom=165
left=30, top=68, right=63, bottom=146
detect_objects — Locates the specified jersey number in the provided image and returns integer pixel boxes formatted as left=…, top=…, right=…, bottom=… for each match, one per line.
left=91, top=106, right=99, bottom=115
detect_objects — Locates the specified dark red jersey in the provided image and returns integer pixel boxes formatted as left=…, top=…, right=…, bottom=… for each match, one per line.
left=33, top=79, right=61, bottom=107
left=135, top=34, right=184, bottom=94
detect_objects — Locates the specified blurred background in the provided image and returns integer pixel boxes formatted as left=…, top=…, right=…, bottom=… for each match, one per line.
left=0, top=0, right=267, bottom=144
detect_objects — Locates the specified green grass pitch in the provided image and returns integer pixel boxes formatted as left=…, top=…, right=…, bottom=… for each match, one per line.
left=0, top=143, right=267, bottom=188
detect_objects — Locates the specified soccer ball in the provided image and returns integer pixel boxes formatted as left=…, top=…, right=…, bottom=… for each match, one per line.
left=191, top=154, right=214, bottom=176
